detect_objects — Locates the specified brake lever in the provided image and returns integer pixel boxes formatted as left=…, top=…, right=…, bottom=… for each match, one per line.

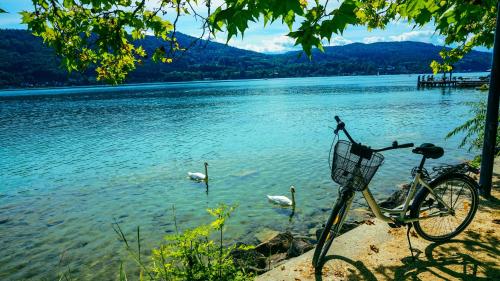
left=328, top=126, right=338, bottom=135
left=336, top=121, right=345, bottom=133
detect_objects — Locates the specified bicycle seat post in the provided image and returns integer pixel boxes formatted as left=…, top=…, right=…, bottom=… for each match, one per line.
left=417, top=156, right=427, bottom=172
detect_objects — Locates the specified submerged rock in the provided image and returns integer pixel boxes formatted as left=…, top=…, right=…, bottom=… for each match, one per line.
left=254, top=228, right=280, bottom=243
left=232, top=170, right=260, bottom=178
left=309, top=227, right=320, bottom=238
left=46, top=220, right=64, bottom=227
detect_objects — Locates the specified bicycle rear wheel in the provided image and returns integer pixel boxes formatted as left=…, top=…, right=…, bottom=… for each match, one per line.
left=410, top=173, right=479, bottom=242
left=312, top=191, right=352, bottom=269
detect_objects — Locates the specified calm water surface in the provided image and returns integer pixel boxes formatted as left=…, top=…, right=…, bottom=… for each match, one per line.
left=0, top=74, right=485, bottom=280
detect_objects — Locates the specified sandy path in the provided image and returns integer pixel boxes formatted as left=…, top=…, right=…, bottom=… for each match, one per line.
left=257, top=167, right=500, bottom=280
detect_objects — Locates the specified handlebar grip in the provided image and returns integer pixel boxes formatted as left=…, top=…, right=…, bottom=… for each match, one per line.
left=333, top=115, right=345, bottom=135
left=398, top=143, right=414, bottom=148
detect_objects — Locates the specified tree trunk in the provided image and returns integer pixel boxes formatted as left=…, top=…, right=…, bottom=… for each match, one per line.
left=479, top=2, right=500, bottom=198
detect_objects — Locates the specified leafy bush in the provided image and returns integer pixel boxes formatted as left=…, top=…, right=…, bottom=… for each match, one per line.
left=114, top=204, right=254, bottom=281
left=446, top=100, right=500, bottom=167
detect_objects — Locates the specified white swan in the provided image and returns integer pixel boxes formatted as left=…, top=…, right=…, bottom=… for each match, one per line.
left=188, top=162, right=208, bottom=182
left=267, top=186, right=296, bottom=207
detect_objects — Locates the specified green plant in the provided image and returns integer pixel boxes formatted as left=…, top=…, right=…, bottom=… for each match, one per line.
left=446, top=100, right=500, bottom=168
left=470, top=155, right=482, bottom=169
left=114, top=204, right=254, bottom=281
left=446, top=100, right=500, bottom=152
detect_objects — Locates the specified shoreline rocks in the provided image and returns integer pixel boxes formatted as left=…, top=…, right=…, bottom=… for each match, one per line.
left=232, top=231, right=315, bottom=273
left=379, top=183, right=411, bottom=209
left=232, top=185, right=410, bottom=274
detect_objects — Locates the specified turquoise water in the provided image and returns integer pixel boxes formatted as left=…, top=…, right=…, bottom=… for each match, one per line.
left=0, top=74, right=485, bottom=280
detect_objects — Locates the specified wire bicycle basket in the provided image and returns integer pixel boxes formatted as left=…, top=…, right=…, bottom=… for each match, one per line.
left=331, top=140, right=384, bottom=191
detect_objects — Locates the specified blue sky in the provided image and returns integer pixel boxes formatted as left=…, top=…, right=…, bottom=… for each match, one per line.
left=0, top=1, right=455, bottom=53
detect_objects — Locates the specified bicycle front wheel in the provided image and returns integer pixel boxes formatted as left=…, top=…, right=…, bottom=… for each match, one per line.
left=312, top=193, right=351, bottom=269
left=410, top=173, right=479, bottom=242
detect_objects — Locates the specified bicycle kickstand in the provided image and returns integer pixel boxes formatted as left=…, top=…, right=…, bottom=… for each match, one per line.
left=406, top=224, right=416, bottom=261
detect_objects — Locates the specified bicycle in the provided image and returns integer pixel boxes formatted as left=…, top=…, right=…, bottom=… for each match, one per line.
left=312, top=116, right=480, bottom=269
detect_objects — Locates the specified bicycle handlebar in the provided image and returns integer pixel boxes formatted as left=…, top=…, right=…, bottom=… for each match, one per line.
left=374, top=142, right=415, bottom=152
left=333, top=115, right=354, bottom=142
left=333, top=115, right=414, bottom=153
left=395, top=143, right=415, bottom=149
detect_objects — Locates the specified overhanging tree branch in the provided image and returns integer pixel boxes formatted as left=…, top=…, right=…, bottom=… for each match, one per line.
left=22, top=0, right=498, bottom=83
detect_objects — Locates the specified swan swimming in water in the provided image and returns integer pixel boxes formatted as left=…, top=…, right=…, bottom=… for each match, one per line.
left=267, top=186, right=296, bottom=207
left=188, top=162, right=208, bottom=182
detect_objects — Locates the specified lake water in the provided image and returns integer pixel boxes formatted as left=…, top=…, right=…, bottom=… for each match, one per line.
left=0, top=74, right=486, bottom=280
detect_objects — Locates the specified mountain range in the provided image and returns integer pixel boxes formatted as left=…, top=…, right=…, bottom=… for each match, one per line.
left=0, top=29, right=492, bottom=88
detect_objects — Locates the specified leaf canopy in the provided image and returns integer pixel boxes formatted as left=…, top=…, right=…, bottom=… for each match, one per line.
left=21, top=0, right=498, bottom=83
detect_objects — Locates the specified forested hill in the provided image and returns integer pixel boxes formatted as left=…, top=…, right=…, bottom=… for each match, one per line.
left=0, top=29, right=492, bottom=88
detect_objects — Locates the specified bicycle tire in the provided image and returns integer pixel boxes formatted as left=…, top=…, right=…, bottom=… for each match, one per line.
left=312, top=193, right=351, bottom=268
left=410, top=172, right=479, bottom=242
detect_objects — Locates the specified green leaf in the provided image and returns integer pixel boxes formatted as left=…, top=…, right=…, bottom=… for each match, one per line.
left=283, top=10, right=295, bottom=30
left=131, top=29, right=144, bottom=40
left=20, top=11, right=34, bottom=24
left=439, top=4, right=456, bottom=24
left=63, top=0, right=74, bottom=8
left=406, top=0, right=426, bottom=17
left=119, top=262, right=128, bottom=281
left=414, top=8, right=431, bottom=26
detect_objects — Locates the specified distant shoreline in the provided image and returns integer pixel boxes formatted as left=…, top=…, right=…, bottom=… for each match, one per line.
left=1, top=30, right=492, bottom=91
left=0, top=72, right=490, bottom=96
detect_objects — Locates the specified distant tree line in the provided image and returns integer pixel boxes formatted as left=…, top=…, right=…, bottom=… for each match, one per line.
left=0, top=29, right=492, bottom=89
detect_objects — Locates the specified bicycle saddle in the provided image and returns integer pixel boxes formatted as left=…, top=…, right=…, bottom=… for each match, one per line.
left=412, top=143, right=444, bottom=159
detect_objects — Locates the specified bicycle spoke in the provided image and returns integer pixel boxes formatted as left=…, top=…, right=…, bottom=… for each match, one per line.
left=417, top=178, right=475, bottom=239
left=451, top=182, right=467, bottom=210
left=449, top=181, right=453, bottom=208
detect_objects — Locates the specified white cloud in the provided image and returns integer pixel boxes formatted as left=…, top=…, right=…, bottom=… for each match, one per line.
left=220, top=35, right=298, bottom=53
left=388, top=30, right=435, bottom=42
left=360, top=30, right=442, bottom=45
left=363, top=36, right=386, bottom=44
left=325, top=36, right=353, bottom=46
left=215, top=34, right=354, bottom=53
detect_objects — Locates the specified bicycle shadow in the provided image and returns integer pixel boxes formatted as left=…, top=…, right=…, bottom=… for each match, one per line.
left=314, top=236, right=499, bottom=280
left=373, top=237, right=499, bottom=280
left=313, top=189, right=499, bottom=280
left=314, top=255, right=377, bottom=281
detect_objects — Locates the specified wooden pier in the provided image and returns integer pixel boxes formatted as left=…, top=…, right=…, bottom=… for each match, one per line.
left=417, top=75, right=490, bottom=88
